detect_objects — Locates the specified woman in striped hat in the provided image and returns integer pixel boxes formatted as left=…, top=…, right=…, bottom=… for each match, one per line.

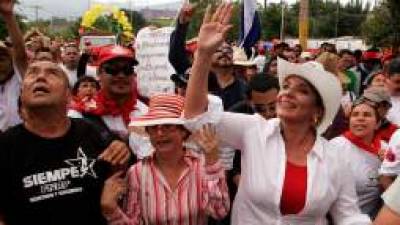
left=100, top=94, right=230, bottom=225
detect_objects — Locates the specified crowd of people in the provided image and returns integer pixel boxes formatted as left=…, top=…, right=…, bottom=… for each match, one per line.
left=2, top=0, right=400, bottom=225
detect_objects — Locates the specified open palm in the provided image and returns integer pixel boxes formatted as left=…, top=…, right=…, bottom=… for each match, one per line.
left=0, top=0, right=14, bottom=15
left=197, top=3, right=233, bottom=54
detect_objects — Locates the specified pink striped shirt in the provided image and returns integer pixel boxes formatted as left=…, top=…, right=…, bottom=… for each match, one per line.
left=105, top=151, right=230, bottom=225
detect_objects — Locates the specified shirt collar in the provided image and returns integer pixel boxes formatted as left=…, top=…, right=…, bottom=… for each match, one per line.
left=273, top=118, right=325, bottom=161
left=147, top=148, right=200, bottom=166
left=310, top=136, right=325, bottom=161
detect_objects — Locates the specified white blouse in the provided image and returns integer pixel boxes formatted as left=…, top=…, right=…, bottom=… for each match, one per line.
left=184, top=98, right=371, bottom=225
left=330, top=136, right=385, bottom=218
left=380, top=129, right=400, bottom=176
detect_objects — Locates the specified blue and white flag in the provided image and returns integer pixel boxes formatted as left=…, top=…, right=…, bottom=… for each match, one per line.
left=239, top=0, right=261, bottom=49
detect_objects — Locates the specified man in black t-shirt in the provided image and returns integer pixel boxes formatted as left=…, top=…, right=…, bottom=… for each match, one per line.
left=0, top=61, right=131, bottom=225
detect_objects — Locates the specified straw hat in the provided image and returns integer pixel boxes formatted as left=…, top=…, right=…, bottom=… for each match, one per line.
left=129, top=94, right=185, bottom=127
left=232, top=47, right=256, bottom=67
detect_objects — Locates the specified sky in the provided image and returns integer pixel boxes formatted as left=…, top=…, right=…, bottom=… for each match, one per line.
left=17, top=0, right=375, bottom=20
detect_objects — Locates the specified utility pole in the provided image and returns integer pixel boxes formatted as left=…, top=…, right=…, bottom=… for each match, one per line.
left=34, top=5, right=39, bottom=24
left=299, top=0, right=309, bottom=49
left=264, top=0, right=267, bottom=10
left=280, top=0, right=285, bottom=41
left=335, top=0, right=339, bottom=38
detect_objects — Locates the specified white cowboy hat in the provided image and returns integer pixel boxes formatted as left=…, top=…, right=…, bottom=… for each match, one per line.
left=277, top=58, right=342, bottom=134
left=129, top=94, right=185, bottom=127
left=232, top=46, right=257, bottom=67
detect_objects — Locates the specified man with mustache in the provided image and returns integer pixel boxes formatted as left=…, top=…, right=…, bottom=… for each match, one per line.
left=70, top=45, right=148, bottom=143
left=168, top=4, right=246, bottom=110
left=0, top=60, right=131, bottom=225
left=210, top=42, right=247, bottom=110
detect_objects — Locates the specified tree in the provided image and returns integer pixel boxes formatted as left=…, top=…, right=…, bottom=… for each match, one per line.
left=121, top=9, right=147, bottom=34
left=184, top=0, right=241, bottom=42
left=259, top=3, right=283, bottom=40
left=361, top=0, right=400, bottom=51
left=0, top=14, right=26, bottom=39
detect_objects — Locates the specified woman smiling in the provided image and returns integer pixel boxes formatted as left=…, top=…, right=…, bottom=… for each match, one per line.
left=331, top=98, right=388, bottom=219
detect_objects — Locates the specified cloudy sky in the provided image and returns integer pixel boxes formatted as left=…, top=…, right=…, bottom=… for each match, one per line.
left=17, top=0, right=375, bottom=20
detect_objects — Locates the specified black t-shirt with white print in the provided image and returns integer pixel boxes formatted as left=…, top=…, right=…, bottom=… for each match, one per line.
left=0, top=119, right=114, bottom=225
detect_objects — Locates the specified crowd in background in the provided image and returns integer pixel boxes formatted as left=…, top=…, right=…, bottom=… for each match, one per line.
left=2, top=0, right=400, bottom=225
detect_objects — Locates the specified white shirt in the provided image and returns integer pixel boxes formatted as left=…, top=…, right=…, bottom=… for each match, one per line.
left=330, top=136, right=384, bottom=218
left=60, top=64, right=78, bottom=88
left=382, top=176, right=400, bottom=215
left=184, top=100, right=371, bottom=225
left=0, top=69, right=22, bottom=132
left=387, top=96, right=400, bottom=126
left=380, top=129, right=400, bottom=176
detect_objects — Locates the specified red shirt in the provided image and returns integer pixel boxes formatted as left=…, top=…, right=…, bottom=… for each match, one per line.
left=280, top=161, right=308, bottom=215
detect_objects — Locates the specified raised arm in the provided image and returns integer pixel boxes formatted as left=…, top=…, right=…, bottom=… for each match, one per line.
left=0, top=0, right=27, bottom=76
left=168, top=3, right=194, bottom=74
left=184, top=3, right=233, bottom=119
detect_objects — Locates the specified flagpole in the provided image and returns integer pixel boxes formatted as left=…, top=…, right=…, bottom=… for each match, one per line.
left=280, top=0, right=285, bottom=41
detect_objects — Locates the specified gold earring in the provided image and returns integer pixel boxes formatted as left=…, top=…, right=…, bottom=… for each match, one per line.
left=314, top=115, right=320, bottom=125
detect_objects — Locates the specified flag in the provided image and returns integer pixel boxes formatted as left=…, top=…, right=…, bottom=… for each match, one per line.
left=239, top=0, right=261, bottom=50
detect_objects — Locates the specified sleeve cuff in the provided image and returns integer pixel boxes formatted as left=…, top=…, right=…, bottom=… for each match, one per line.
left=184, top=95, right=224, bottom=132
left=382, top=177, right=400, bottom=215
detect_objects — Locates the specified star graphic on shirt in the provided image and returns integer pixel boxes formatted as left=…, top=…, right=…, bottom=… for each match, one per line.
left=65, top=147, right=97, bottom=178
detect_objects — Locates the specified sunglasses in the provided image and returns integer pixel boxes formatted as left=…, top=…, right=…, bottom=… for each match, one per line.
left=102, top=63, right=134, bottom=77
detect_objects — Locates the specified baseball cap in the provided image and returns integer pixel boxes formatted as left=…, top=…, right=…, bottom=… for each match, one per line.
left=95, top=45, right=138, bottom=67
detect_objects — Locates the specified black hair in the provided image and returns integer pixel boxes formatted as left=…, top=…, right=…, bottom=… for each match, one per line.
left=263, top=56, right=281, bottom=75
left=246, top=74, right=280, bottom=99
left=388, top=57, right=400, bottom=77
left=338, top=49, right=354, bottom=57
left=72, top=76, right=100, bottom=96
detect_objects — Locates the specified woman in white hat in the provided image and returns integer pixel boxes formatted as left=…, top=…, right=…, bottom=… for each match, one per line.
left=183, top=3, right=371, bottom=225
left=100, top=94, right=230, bottom=225
left=330, top=97, right=389, bottom=219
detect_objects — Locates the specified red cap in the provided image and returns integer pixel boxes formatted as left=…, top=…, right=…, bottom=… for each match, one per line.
left=95, top=44, right=136, bottom=66
left=362, top=51, right=382, bottom=60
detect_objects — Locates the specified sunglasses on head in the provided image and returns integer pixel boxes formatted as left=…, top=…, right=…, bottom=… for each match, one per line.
left=352, top=97, right=378, bottom=109
left=102, top=63, right=134, bottom=77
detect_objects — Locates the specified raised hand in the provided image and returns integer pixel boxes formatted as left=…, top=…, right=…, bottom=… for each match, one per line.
left=101, top=171, right=126, bottom=216
left=197, top=3, right=233, bottom=55
left=193, top=124, right=219, bottom=165
left=98, top=140, right=131, bottom=167
left=179, top=2, right=196, bottom=24
left=0, top=0, right=15, bottom=17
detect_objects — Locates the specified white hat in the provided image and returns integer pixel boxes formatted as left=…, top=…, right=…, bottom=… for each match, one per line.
left=300, top=51, right=313, bottom=59
left=232, top=47, right=257, bottom=67
left=277, top=58, right=342, bottom=134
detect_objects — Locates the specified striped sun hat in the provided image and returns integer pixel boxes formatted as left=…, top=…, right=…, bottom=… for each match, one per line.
left=129, top=94, right=185, bottom=127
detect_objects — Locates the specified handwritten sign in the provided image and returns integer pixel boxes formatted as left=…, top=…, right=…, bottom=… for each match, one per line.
left=135, top=26, right=175, bottom=97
